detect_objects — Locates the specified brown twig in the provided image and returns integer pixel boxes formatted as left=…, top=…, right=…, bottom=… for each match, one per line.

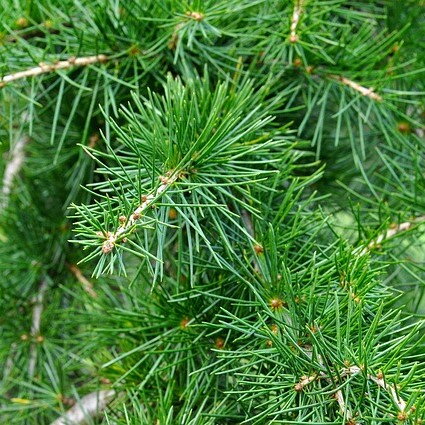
left=50, top=390, right=116, bottom=425
left=68, top=264, right=97, bottom=298
left=101, top=171, right=180, bottom=254
left=0, top=54, right=108, bottom=88
left=328, top=74, right=382, bottom=102
left=28, top=279, right=48, bottom=378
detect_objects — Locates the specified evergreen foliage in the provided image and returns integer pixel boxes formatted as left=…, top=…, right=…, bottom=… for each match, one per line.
left=0, top=1, right=424, bottom=424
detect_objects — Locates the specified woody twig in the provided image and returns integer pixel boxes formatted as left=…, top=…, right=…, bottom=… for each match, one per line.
left=0, top=54, right=108, bottom=88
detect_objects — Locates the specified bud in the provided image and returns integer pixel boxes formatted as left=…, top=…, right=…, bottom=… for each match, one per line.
left=269, top=298, right=284, bottom=310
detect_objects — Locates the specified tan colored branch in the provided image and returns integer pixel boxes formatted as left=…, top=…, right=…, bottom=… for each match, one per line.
left=101, top=171, right=180, bottom=254
left=357, top=215, right=425, bottom=256
left=294, top=364, right=406, bottom=418
left=289, top=0, right=304, bottom=43
left=2, top=342, right=18, bottom=381
left=328, top=74, right=382, bottom=101
left=186, top=11, right=204, bottom=21
left=369, top=374, right=406, bottom=412
left=1, top=135, right=30, bottom=209
left=68, top=264, right=97, bottom=298
left=0, top=54, right=108, bottom=88
left=294, top=373, right=317, bottom=391
left=334, top=389, right=353, bottom=421
left=28, top=279, right=48, bottom=378
left=50, top=390, right=116, bottom=425
left=344, top=366, right=406, bottom=414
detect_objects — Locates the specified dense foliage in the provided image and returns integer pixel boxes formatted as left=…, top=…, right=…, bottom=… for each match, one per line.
left=0, top=1, right=424, bottom=424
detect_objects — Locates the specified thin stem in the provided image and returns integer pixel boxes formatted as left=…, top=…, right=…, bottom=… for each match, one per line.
left=289, top=0, right=304, bottom=43
left=2, top=342, right=18, bottom=381
left=334, top=389, right=353, bottom=421
left=1, top=135, right=30, bottom=209
left=295, top=365, right=406, bottom=417
left=28, top=279, right=49, bottom=378
left=68, top=264, right=97, bottom=298
left=102, top=171, right=180, bottom=254
left=0, top=54, right=108, bottom=88
left=357, top=215, right=425, bottom=256
left=328, top=74, right=382, bottom=102
left=369, top=374, right=407, bottom=412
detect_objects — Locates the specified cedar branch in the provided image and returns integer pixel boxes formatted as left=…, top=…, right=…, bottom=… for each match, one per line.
left=68, top=264, right=97, bottom=298
left=50, top=390, right=116, bottom=425
left=289, top=0, right=304, bottom=43
left=28, top=279, right=48, bottom=378
left=101, top=171, right=180, bottom=254
left=357, top=215, right=425, bottom=256
left=1, top=135, right=30, bottom=208
left=295, top=364, right=406, bottom=417
left=329, top=74, right=382, bottom=101
left=0, top=54, right=108, bottom=88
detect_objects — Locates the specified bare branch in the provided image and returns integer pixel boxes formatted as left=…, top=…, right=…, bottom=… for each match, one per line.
left=68, top=264, right=97, bottom=298
left=50, top=390, right=116, bottom=425
left=334, top=389, right=353, bottom=421
left=28, top=279, right=48, bottom=378
left=294, top=364, right=406, bottom=418
left=369, top=374, right=407, bottom=412
left=294, top=373, right=317, bottom=391
left=357, top=215, right=425, bottom=256
left=1, top=135, right=30, bottom=209
left=341, top=367, right=407, bottom=415
left=2, top=342, right=18, bottom=381
left=0, top=54, right=108, bottom=88
left=289, top=0, right=304, bottom=43
left=328, top=74, right=382, bottom=101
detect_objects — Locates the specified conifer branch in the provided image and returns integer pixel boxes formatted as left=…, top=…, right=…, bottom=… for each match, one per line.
left=0, top=55, right=109, bottom=88
left=294, top=373, right=317, bottom=391
left=67, top=264, right=97, bottom=298
left=2, top=342, right=18, bottom=381
left=289, top=0, right=304, bottom=43
left=1, top=135, right=30, bottom=209
left=328, top=74, right=383, bottom=101
left=101, top=171, right=180, bottom=254
left=369, top=373, right=407, bottom=413
left=334, top=389, right=353, bottom=421
left=345, top=367, right=407, bottom=415
left=50, top=390, right=116, bottom=425
left=28, top=279, right=48, bottom=378
left=357, top=215, right=425, bottom=256
left=294, top=365, right=407, bottom=418
left=241, top=209, right=255, bottom=238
